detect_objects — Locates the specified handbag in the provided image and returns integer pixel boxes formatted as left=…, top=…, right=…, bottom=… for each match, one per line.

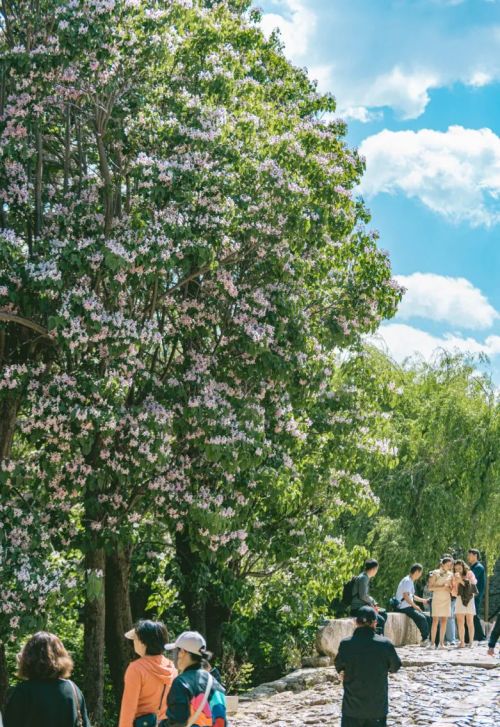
left=133, top=684, right=167, bottom=727
left=186, top=673, right=213, bottom=727
left=458, top=580, right=478, bottom=606
left=68, top=680, right=83, bottom=727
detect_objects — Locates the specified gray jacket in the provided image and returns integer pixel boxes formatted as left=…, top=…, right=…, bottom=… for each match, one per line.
left=351, top=572, right=376, bottom=610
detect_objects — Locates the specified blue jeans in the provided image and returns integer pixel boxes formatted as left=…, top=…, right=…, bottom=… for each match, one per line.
left=445, top=598, right=457, bottom=643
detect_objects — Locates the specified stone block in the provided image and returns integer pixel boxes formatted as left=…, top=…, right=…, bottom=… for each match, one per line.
left=384, top=611, right=421, bottom=646
left=316, top=612, right=421, bottom=657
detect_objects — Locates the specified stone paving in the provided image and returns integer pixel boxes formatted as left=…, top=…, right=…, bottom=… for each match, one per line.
left=232, top=644, right=499, bottom=727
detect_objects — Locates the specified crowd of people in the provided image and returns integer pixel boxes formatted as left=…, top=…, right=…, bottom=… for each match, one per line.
left=1, top=548, right=498, bottom=727
left=348, top=549, right=491, bottom=649
left=2, top=625, right=227, bottom=727
left=337, top=548, right=499, bottom=727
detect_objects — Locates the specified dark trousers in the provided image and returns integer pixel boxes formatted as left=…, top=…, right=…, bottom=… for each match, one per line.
left=473, top=596, right=486, bottom=641
left=351, top=609, right=387, bottom=635
left=341, top=717, right=387, bottom=727
left=488, top=613, right=500, bottom=649
left=399, top=606, right=430, bottom=640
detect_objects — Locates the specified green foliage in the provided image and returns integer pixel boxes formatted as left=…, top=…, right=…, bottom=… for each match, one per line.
left=347, top=349, right=500, bottom=599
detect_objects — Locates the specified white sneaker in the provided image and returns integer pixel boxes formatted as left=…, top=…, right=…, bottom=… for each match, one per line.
left=420, top=639, right=431, bottom=648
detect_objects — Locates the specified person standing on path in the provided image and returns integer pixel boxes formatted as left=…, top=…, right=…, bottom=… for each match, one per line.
left=487, top=611, right=500, bottom=656
left=165, top=631, right=227, bottom=727
left=3, top=631, right=90, bottom=727
left=335, top=606, right=402, bottom=727
left=350, top=559, right=387, bottom=635
left=467, top=548, right=486, bottom=642
left=428, top=557, right=454, bottom=649
left=452, top=560, right=477, bottom=649
left=395, top=563, right=431, bottom=646
left=119, top=620, right=177, bottom=727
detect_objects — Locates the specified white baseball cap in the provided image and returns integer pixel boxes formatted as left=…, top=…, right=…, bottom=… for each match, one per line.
left=164, top=630, right=207, bottom=655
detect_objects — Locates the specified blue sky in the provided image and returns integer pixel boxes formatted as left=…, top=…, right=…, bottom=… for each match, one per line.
left=260, top=0, right=500, bottom=380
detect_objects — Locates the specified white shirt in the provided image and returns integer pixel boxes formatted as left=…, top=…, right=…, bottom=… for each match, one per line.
left=396, top=575, right=415, bottom=609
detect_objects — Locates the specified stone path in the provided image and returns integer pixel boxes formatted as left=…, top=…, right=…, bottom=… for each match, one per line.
left=232, top=645, right=499, bottom=727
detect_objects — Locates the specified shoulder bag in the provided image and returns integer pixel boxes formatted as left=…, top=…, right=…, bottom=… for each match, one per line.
left=186, top=673, right=213, bottom=727
left=133, top=684, right=167, bottom=727
left=68, top=681, right=84, bottom=727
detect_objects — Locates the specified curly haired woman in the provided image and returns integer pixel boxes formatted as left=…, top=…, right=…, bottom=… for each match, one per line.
left=4, top=631, right=90, bottom=727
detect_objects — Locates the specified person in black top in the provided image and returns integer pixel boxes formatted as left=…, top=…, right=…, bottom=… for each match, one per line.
left=4, top=631, right=90, bottom=727
left=467, top=548, right=486, bottom=641
left=487, top=611, right=500, bottom=656
left=335, top=606, right=402, bottom=727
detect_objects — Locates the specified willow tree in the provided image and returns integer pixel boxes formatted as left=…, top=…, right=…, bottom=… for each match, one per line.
left=0, top=0, right=401, bottom=716
left=344, top=349, right=500, bottom=601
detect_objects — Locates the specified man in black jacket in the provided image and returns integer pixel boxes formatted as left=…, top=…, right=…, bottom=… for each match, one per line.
left=334, top=606, right=402, bottom=727
left=467, top=548, right=486, bottom=641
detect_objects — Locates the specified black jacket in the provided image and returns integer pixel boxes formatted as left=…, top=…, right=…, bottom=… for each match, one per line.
left=4, top=678, right=90, bottom=727
left=166, top=663, right=226, bottom=727
left=471, top=561, right=486, bottom=601
left=334, top=626, right=402, bottom=719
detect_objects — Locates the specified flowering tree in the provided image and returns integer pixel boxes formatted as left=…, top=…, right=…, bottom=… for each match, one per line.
left=0, top=0, right=401, bottom=716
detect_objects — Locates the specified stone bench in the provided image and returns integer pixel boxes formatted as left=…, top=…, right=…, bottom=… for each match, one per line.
left=315, top=612, right=421, bottom=657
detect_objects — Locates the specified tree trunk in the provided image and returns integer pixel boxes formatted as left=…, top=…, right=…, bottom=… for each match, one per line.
left=175, top=531, right=207, bottom=635
left=105, top=545, right=134, bottom=705
left=83, top=547, right=106, bottom=723
left=205, top=594, right=231, bottom=659
left=0, top=642, right=9, bottom=709
left=0, top=394, right=19, bottom=459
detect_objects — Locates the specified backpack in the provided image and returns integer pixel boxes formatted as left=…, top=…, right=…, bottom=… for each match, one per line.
left=341, top=576, right=358, bottom=608
left=388, top=596, right=400, bottom=612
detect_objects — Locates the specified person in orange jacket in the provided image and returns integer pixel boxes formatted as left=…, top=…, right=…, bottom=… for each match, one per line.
left=119, top=620, right=177, bottom=727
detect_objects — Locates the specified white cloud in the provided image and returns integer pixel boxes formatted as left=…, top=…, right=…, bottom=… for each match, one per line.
left=260, top=0, right=316, bottom=59
left=341, top=106, right=383, bottom=123
left=359, top=126, right=500, bottom=227
left=356, top=67, right=441, bottom=120
left=309, top=63, right=335, bottom=93
left=395, top=273, right=498, bottom=329
left=467, top=71, right=493, bottom=87
left=371, top=323, right=500, bottom=364
left=260, top=0, right=500, bottom=119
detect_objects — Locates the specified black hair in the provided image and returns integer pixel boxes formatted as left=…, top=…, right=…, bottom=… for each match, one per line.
left=440, top=556, right=453, bottom=565
left=364, top=558, right=379, bottom=571
left=186, top=648, right=212, bottom=667
left=134, top=620, right=169, bottom=656
left=410, top=563, right=423, bottom=574
left=468, top=548, right=480, bottom=559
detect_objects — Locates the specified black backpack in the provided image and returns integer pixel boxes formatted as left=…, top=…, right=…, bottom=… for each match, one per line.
left=341, top=576, right=358, bottom=608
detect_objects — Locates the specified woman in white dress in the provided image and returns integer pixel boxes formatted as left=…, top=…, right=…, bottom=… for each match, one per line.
left=452, top=559, right=477, bottom=648
left=428, top=557, right=454, bottom=649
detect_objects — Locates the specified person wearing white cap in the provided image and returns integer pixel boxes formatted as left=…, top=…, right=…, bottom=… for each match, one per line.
left=164, top=632, right=227, bottom=727
left=119, top=620, right=177, bottom=727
